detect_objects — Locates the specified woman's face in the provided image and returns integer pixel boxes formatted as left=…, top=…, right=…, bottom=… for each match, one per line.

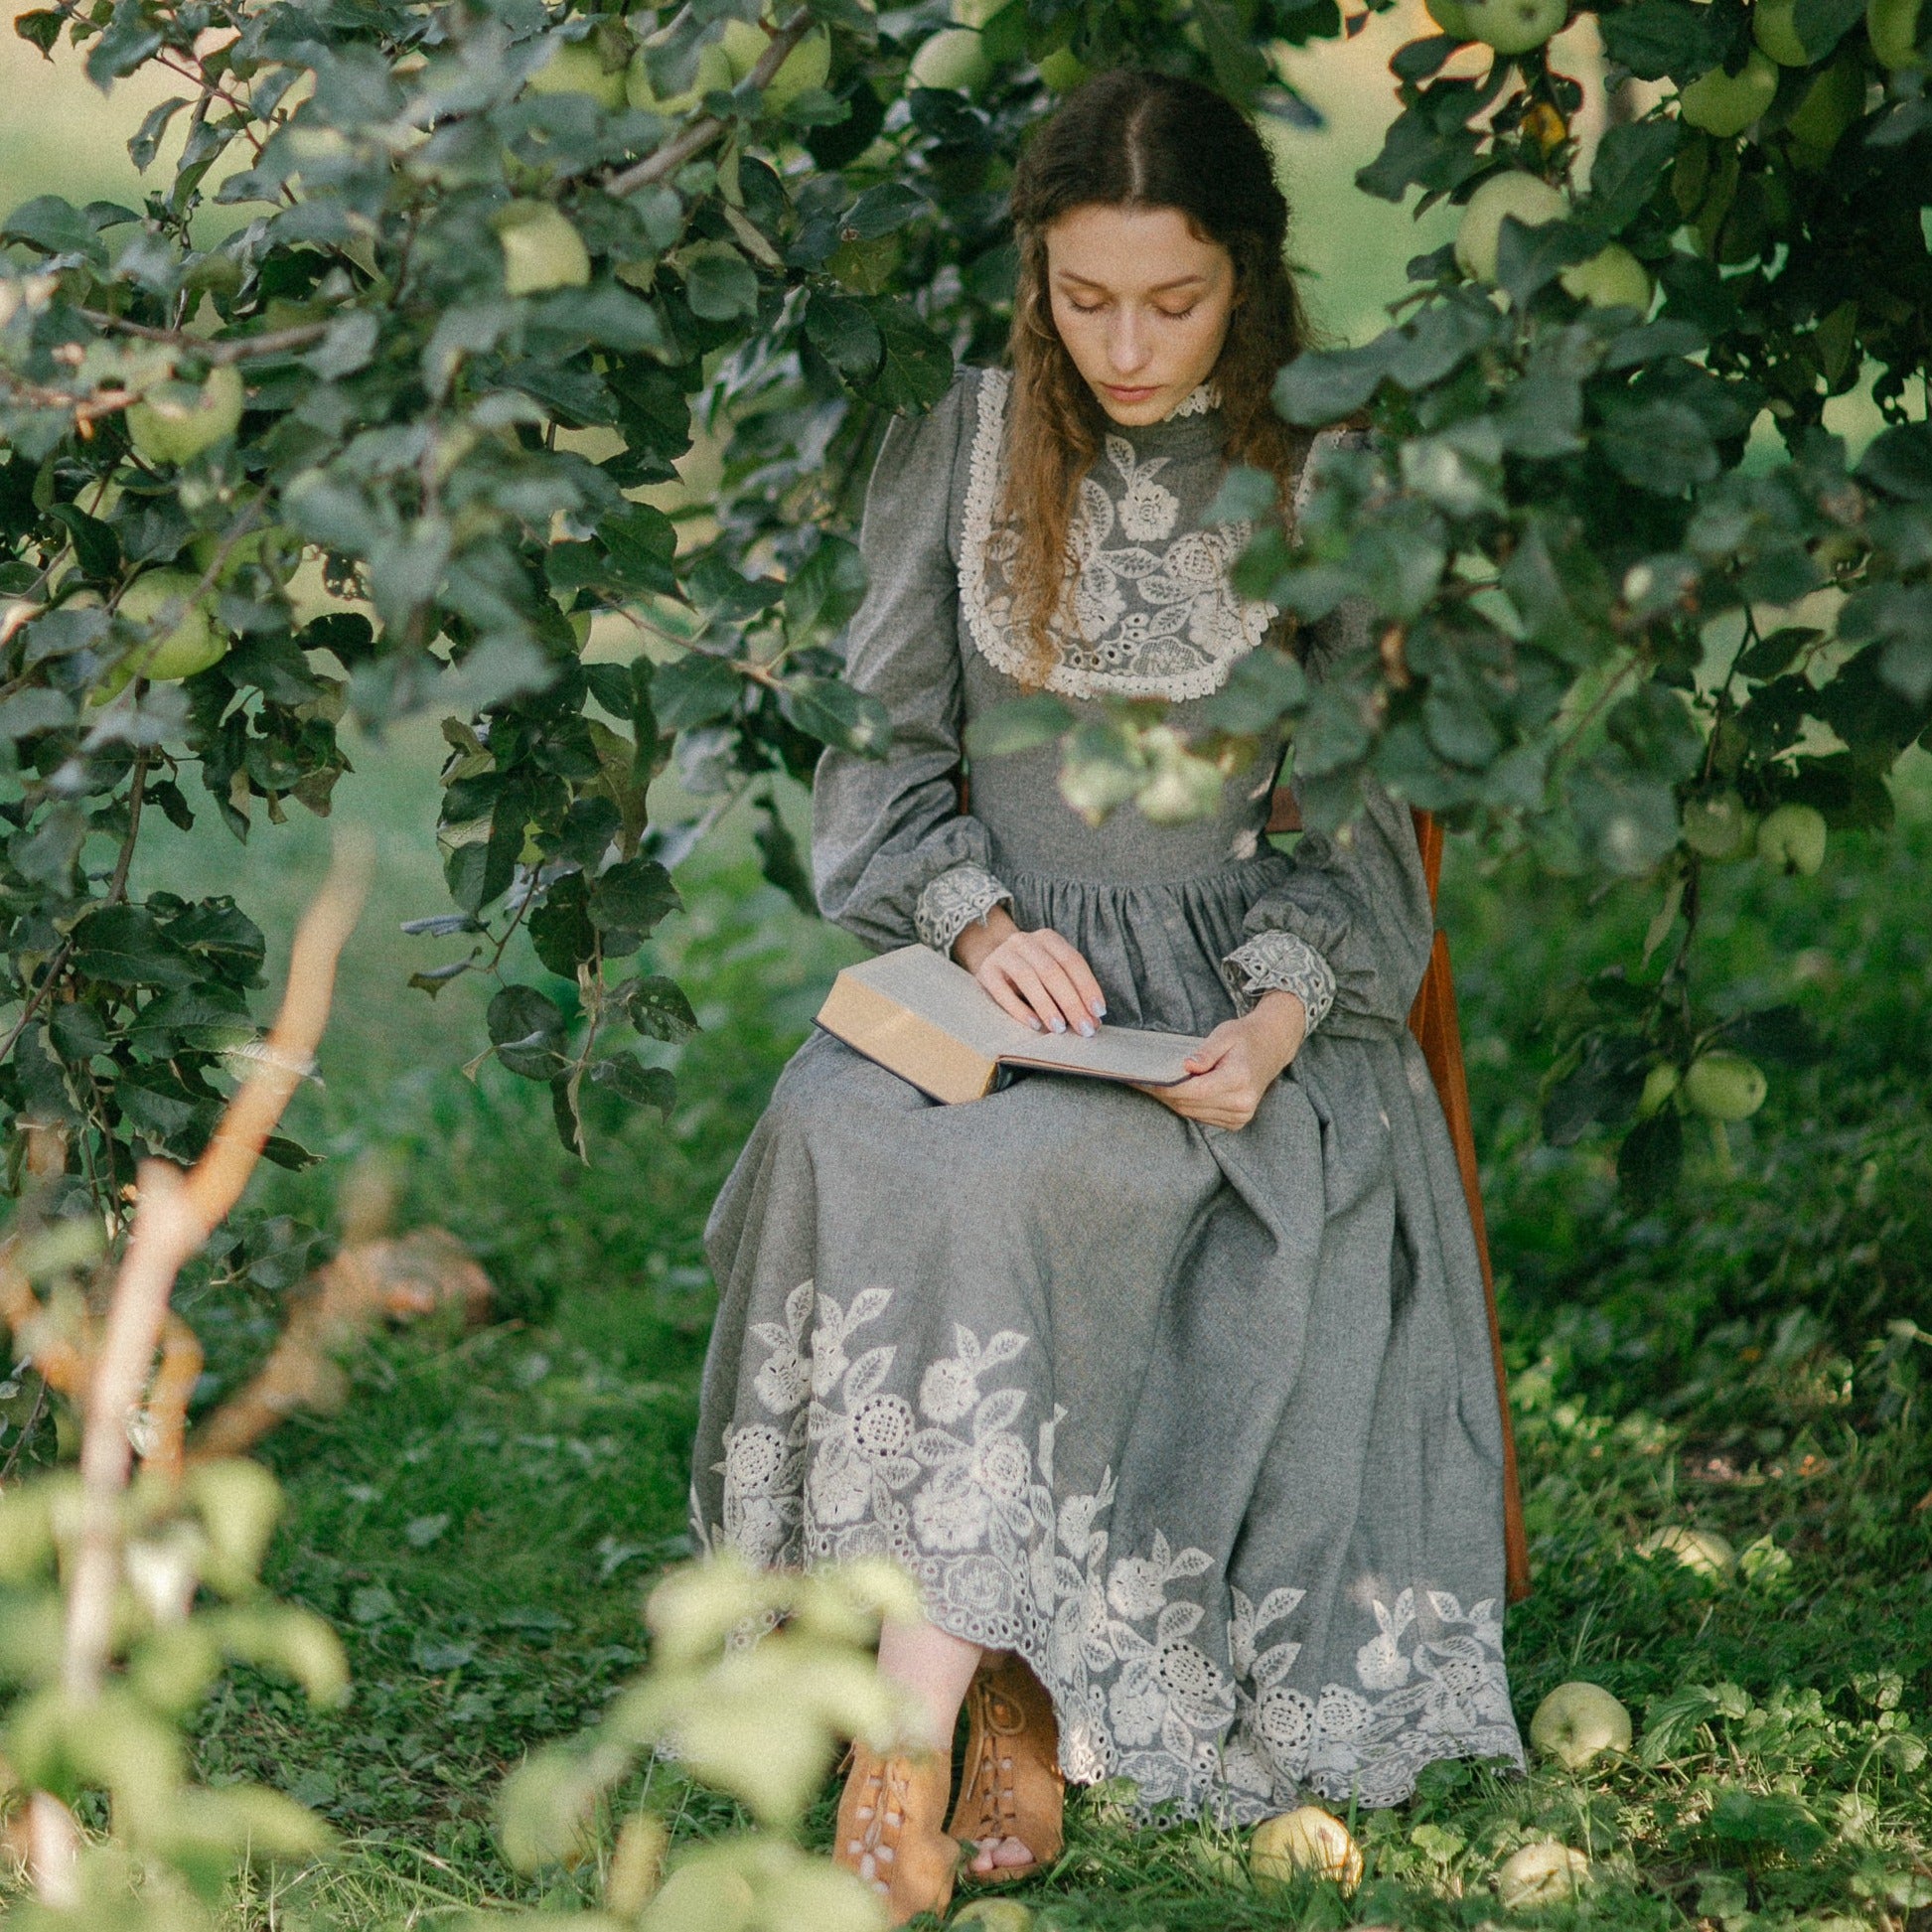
left=1043, top=203, right=1238, bottom=426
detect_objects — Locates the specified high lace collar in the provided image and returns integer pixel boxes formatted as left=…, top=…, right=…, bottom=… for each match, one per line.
left=1164, top=381, right=1218, bottom=420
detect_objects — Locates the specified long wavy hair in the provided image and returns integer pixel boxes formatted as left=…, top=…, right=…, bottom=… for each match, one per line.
left=1000, top=69, right=1314, bottom=684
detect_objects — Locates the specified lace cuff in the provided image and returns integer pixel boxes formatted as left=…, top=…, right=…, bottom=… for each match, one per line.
left=914, top=863, right=1014, bottom=957
left=1222, top=931, right=1337, bottom=1034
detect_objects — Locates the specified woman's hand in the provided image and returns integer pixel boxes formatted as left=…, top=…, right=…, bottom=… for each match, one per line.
left=954, top=909, right=1108, bottom=1037
left=1139, top=990, right=1307, bottom=1129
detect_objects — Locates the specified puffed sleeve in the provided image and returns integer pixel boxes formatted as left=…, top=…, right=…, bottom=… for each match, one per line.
left=813, top=372, right=1013, bottom=956
left=1221, top=594, right=1435, bottom=1039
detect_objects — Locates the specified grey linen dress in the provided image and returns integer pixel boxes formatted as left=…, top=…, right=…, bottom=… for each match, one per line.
left=691, top=367, right=1524, bottom=1819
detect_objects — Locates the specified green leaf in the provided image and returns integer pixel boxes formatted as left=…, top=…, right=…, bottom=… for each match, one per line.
left=1595, top=399, right=1719, bottom=495
left=804, top=289, right=883, bottom=380
left=1791, top=0, right=1865, bottom=60
left=588, top=1052, right=676, bottom=1118
left=777, top=675, right=890, bottom=756
left=784, top=534, right=867, bottom=640
left=680, top=243, right=760, bottom=321
left=1617, top=1108, right=1684, bottom=1208
left=48, top=505, right=122, bottom=583
left=653, top=653, right=740, bottom=729
left=838, top=183, right=930, bottom=240
left=128, top=96, right=190, bottom=173
left=1599, top=0, right=1730, bottom=79
left=1196, top=648, right=1307, bottom=734
left=866, top=301, right=953, bottom=412
left=588, top=855, right=680, bottom=936
left=487, top=984, right=569, bottom=1081
left=1582, top=118, right=1681, bottom=235
left=621, top=974, right=698, bottom=1042
left=2, top=196, right=105, bottom=265
left=70, top=906, right=201, bottom=989
left=1858, top=423, right=1932, bottom=503
left=752, top=798, right=817, bottom=916
left=13, top=11, right=63, bottom=55
left=528, top=873, right=598, bottom=978
left=965, top=693, right=1074, bottom=759
left=1273, top=342, right=1393, bottom=425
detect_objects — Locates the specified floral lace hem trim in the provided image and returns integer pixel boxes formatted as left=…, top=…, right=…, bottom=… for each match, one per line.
left=1221, top=930, right=1336, bottom=1032
left=914, top=863, right=1013, bottom=955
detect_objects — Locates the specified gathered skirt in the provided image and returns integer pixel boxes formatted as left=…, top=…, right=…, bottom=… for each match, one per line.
left=689, top=862, right=1524, bottom=1818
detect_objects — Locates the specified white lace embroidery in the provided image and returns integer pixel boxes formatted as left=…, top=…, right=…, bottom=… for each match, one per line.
left=961, top=370, right=1281, bottom=703
left=913, top=863, right=1012, bottom=956
left=1166, top=381, right=1217, bottom=419
left=702, top=1280, right=1523, bottom=1819
left=1221, top=930, right=1336, bottom=1033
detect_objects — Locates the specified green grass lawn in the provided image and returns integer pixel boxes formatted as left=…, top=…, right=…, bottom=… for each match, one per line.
left=102, top=738, right=1926, bottom=1932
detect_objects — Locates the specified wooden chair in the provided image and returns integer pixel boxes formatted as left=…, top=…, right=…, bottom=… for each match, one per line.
left=1267, top=788, right=1531, bottom=1602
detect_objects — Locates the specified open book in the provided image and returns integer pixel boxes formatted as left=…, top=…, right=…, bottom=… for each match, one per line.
left=816, top=944, right=1206, bottom=1106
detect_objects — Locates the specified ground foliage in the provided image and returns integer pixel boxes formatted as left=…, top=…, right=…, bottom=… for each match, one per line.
left=0, top=795, right=1908, bottom=1929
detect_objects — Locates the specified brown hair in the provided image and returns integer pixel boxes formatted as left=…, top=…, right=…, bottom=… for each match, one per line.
left=1000, top=69, right=1314, bottom=683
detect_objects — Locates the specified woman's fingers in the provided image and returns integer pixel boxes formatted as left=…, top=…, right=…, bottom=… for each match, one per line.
left=1002, top=956, right=1077, bottom=1034
left=980, top=963, right=1048, bottom=1031
left=1038, top=931, right=1108, bottom=1021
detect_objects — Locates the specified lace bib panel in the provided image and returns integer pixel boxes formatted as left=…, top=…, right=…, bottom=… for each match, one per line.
left=962, top=369, right=1296, bottom=703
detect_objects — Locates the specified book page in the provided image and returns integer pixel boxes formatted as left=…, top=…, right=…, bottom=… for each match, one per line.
left=840, top=946, right=1205, bottom=1089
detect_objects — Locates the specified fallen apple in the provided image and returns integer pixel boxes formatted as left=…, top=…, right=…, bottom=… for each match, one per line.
left=1753, top=0, right=1814, bottom=63
left=909, top=25, right=991, bottom=90
left=125, top=366, right=245, bottom=468
left=1497, top=1841, right=1590, bottom=1910
left=1636, top=1525, right=1736, bottom=1574
left=1681, top=1052, right=1767, bottom=1122
left=1682, top=789, right=1756, bottom=861
left=626, top=35, right=735, bottom=115
left=1559, top=242, right=1653, bottom=311
left=1250, top=1806, right=1363, bottom=1894
left=495, top=202, right=592, bottom=297
left=1678, top=50, right=1779, bottom=134
left=1755, top=801, right=1828, bottom=874
left=1636, top=1062, right=1682, bottom=1119
left=1454, top=172, right=1567, bottom=284
left=951, top=1901, right=1036, bottom=1931
left=1462, top=0, right=1568, bottom=56
left=525, top=35, right=630, bottom=112
left=111, top=570, right=229, bottom=685
left=1529, top=1682, right=1633, bottom=1770
left=1867, top=0, right=1928, bottom=68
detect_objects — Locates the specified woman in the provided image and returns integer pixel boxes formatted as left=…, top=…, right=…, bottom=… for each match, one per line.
left=691, top=68, right=1523, bottom=1923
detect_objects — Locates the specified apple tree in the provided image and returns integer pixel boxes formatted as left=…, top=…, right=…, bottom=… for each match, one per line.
left=0, top=0, right=1927, bottom=1227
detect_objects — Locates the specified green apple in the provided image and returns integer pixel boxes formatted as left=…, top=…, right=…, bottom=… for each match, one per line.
left=1497, top=1843, right=1590, bottom=1910
left=526, top=36, right=630, bottom=112
left=1037, top=44, right=1088, bottom=90
left=113, top=570, right=229, bottom=684
left=125, top=366, right=245, bottom=468
left=1784, top=54, right=1865, bottom=158
left=1755, top=801, right=1827, bottom=874
left=952, top=0, right=1006, bottom=22
left=1453, top=172, right=1567, bottom=284
left=495, top=202, right=591, bottom=297
left=1463, top=0, right=1568, bottom=56
left=1753, top=0, right=1814, bottom=64
left=1250, top=1808, right=1362, bottom=1893
left=626, top=35, right=735, bottom=114
left=1678, top=50, right=1779, bottom=133
left=1682, top=789, right=1755, bottom=860
left=909, top=25, right=991, bottom=91
left=1637, top=1525, right=1736, bottom=1573
left=951, top=1902, right=1037, bottom=1931
left=1681, top=1052, right=1767, bottom=1122
left=1867, top=0, right=1928, bottom=68
left=1529, top=1683, right=1633, bottom=1770
left=1426, top=0, right=1476, bottom=36
left=1636, top=1062, right=1682, bottom=1119
left=718, top=15, right=832, bottom=110
left=1559, top=242, right=1653, bottom=310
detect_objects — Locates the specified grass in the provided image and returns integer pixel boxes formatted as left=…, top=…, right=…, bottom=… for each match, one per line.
left=78, top=741, right=1920, bottom=1931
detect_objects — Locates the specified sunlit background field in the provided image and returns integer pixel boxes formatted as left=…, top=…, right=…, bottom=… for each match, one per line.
left=5, top=12, right=1932, bottom=1928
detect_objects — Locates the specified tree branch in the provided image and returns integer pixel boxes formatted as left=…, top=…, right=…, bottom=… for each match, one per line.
left=605, top=10, right=815, bottom=199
